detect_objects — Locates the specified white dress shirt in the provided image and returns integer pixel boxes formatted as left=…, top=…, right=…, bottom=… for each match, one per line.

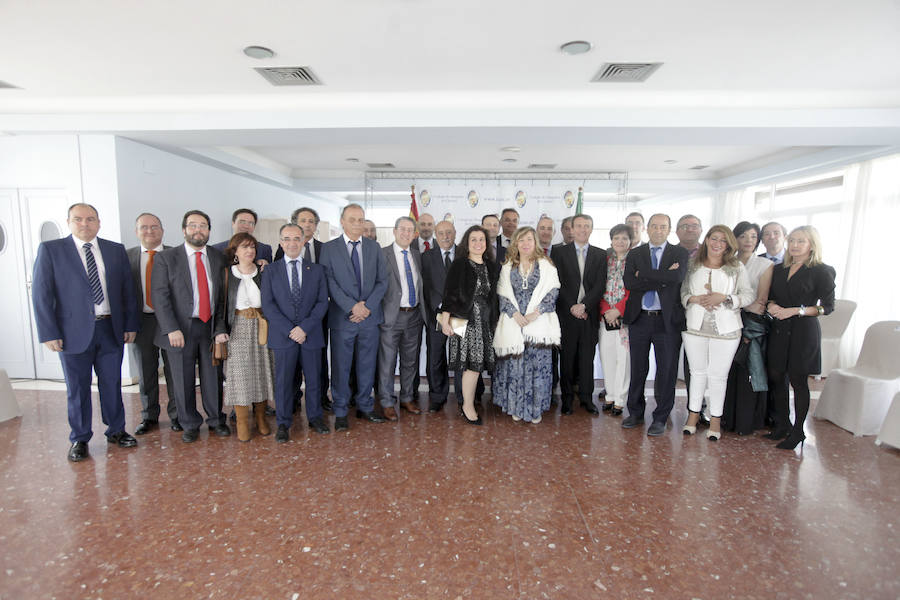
left=232, top=265, right=261, bottom=310
left=72, top=235, right=111, bottom=317
left=416, top=237, right=435, bottom=254
left=392, top=243, right=419, bottom=308
left=183, top=242, right=213, bottom=319
left=140, top=244, right=164, bottom=313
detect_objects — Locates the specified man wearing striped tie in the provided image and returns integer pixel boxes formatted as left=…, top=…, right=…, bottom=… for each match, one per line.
left=32, top=203, right=140, bottom=462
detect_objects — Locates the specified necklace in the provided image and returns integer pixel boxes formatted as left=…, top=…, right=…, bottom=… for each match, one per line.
left=519, top=262, right=533, bottom=289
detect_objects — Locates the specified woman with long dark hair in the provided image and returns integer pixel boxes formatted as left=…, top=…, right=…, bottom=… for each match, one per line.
left=766, top=226, right=835, bottom=450
left=439, top=225, right=499, bottom=425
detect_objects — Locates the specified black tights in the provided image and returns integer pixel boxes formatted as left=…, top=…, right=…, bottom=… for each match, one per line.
left=768, top=368, right=810, bottom=434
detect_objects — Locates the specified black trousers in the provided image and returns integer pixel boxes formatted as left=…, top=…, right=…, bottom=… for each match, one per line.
left=626, top=312, right=681, bottom=424
left=167, top=318, right=223, bottom=431
left=132, top=312, right=176, bottom=422
left=560, top=317, right=598, bottom=408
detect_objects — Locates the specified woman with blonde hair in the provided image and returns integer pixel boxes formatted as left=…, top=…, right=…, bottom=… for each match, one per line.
left=492, top=227, right=561, bottom=423
left=681, top=225, right=755, bottom=440
left=766, top=225, right=835, bottom=450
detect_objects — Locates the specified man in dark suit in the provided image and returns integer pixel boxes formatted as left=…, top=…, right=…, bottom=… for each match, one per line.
left=320, top=203, right=388, bottom=431
left=422, top=220, right=457, bottom=412
left=499, top=208, right=519, bottom=249
left=760, top=221, right=787, bottom=265
left=273, top=207, right=330, bottom=411
left=262, top=223, right=330, bottom=441
left=621, top=213, right=689, bottom=437
left=32, top=203, right=140, bottom=462
left=481, top=214, right=506, bottom=264
left=377, top=217, right=427, bottom=421
left=127, top=213, right=178, bottom=435
left=151, top=209, right=230, bottom=443
left=552, top=213, right=607, bottom=416
left=210, top=208, right=273, bottom=265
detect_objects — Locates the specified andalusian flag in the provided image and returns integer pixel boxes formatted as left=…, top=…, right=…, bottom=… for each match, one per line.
left=575, top=186, right=583, bottom=214
left=409, top=184, right=419, bottom=222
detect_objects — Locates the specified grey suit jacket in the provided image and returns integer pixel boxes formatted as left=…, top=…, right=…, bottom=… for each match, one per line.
left=150, top=244, right=226, bottom=348
left=381, top=243, right=427, bottom=328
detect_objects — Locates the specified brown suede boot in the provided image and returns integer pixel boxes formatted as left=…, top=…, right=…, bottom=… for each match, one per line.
left=253, top=402, right=271, bottom=436
left=234, top=405, right=252, bottom=442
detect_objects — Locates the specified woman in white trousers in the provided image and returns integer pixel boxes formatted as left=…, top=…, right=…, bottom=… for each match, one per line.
left=598, top=224, right=634, bottom=416
left=681, top=225, right=754, bottom=440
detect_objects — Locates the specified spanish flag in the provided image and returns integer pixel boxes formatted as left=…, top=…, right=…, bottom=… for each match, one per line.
left=409, top=184, right=419, bottom=222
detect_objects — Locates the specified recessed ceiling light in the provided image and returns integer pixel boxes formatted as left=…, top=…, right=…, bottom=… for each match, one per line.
left=664, top=159, right=678, bottom=164
left=243, top=45, right=275, bottom=59
left=500, top=146, right=521, bottom=153
left=345, top=157, right=360, bottom=163
left=502, top=158, right=518, bottom=163
left=560, top=41, right=592, bottom=56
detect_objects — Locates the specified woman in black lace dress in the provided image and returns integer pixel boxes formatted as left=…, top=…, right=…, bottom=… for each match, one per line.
left=440, top=225, right=499, bottom=425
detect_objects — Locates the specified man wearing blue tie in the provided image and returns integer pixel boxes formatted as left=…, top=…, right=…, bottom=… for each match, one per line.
left=32, top=203, right=140, bottom=462
left=261, top=223, right=330, bottom=441
left=621, top=213, right=689, bottom=437
left=319, top=204, right=389, bottom=430
left=377, top=217, right=427, bottom=421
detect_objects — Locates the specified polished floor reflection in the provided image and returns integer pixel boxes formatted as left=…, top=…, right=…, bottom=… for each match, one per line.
left=1, top=381, right=898, bottom=599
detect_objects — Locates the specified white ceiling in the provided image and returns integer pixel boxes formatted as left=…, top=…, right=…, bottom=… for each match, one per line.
left=1, top=0, right=899, bottom=189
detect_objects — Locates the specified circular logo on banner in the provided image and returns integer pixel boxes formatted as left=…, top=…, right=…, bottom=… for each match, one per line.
left=443, top=212, right=454, bottom=223
left=420, top=189, right=431, bottom=207
left=467, top=190, right=479, bottom=207
left=515, top=190, right=527, bottom=208
left=564, top=190, right=575, bottom=208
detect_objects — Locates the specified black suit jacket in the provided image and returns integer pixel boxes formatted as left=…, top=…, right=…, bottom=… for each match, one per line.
left=274, top=238, right=322, bottom=263
left=422, top=245, right=456, bottom=326
left=127, top=245, right=170, bottom=317
left=551, top=243, right=608, bottom=329
left=622, top=243, right=689, bottom=332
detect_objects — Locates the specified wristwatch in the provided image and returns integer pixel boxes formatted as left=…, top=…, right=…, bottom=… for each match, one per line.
left=798, top=305, right=806, bottom=317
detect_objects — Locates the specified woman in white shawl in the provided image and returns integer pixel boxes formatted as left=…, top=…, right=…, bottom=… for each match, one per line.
left=492, top=227, right=561, bottom=423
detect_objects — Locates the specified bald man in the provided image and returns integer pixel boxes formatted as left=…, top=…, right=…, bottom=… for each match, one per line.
left=415, top=213, right=435, bottom=253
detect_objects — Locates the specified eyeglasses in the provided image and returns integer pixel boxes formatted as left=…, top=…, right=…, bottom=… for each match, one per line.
left=185, top=223, right=209, bottom=231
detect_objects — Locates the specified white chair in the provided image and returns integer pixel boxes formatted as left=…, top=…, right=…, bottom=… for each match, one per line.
left=814, top=321, right=900, bottom=436
left=816, top=299, right=857, bottom=377
left=875, top=392, right=900, bottom=450
left=0, top=369, right=23, bottom=423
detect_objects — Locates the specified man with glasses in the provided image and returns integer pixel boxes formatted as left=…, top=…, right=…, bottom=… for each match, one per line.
left=676, top=214, right=703, bottom=259
left=151, top=210, right=230, bottom=443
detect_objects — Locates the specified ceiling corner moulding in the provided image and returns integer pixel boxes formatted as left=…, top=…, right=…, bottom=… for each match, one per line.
left=591, top=63, right=662, bottom=83
left=254, top=66, right=322, bottom=86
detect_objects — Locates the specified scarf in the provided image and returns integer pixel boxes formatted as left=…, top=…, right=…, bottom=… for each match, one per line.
left=493, top=258, right=561, bottom=358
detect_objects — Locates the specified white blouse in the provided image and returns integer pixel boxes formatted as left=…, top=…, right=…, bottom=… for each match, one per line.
left=743, top=254, right=773, bottom=298
left=232, top=265, right=261, bottom=310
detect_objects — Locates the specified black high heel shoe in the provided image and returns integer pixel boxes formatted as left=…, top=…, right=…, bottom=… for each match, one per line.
left=462, top=411, right=483, bottom=426
left=776, top=431, right=806, bottom=450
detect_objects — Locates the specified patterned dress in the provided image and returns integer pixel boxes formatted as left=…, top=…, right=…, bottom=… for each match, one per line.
left=492, top=263, right=559, bottom=422
left=223, top=268, right=276, bottom=407
left=449, top=260, right=495, bottom=373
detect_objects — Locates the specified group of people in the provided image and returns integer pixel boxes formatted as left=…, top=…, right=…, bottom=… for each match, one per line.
left=31, top=201, right=835, bottom=463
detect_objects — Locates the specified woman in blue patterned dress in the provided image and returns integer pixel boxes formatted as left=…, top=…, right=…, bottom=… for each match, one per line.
left=492, top=227, right=561, bottom=423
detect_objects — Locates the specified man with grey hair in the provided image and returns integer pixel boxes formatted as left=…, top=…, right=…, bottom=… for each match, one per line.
left=537, top=215, right=555, bottom=256
left=421, top=219, right=458, bottom=411
left=377, top=217, right=427, bottom=420
left=759, top=221, right=788, bottom=264
left=676, top=214, right=703, bottom=259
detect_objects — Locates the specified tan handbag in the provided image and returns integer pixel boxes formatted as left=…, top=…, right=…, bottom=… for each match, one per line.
left=211, top=341, right=228, bottom=366
left=257, top=315, right=269, bottom=345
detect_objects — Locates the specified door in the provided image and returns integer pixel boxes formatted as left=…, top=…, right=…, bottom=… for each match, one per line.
left=21, top=189, right=71, bottom=380
left=0, top=190, right=36, bottom=378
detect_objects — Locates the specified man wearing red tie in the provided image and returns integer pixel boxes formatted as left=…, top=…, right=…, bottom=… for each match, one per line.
left=151, top=210, right=230, bottom=443
left=537, top=216, right=555, bottom=256
left=415, top=213, right=435, bottom=254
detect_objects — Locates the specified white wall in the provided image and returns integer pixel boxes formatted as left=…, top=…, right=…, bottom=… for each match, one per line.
left=115, top=138, right=340, bottom=248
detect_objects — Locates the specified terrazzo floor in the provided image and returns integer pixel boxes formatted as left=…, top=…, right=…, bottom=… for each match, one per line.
left=1, top=379, right=898, bottom=599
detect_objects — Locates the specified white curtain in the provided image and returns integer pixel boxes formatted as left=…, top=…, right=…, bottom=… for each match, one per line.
left=710, top=188, right=754, bottom=228
left=838, top=154, right=900, bottom=366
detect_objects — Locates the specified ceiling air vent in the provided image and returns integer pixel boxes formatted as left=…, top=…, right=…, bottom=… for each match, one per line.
left=591, top=62, right=662, bottom=83
left=367, top=162, right=395, bottom=169
left=527, top=163, right=557, bottom=170
left=254, top=66, right=322, bottom=86
left=0, top=80, right=20, bottom=89
left=689, top=165, right=710, bottom=170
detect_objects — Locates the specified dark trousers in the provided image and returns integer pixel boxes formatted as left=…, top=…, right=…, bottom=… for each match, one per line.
left=330, top=325, right=379, bottom=416
left=768, top=368, right=810, bottom=434
left=131, top=312, right=176, bottom=422
left=425, top=322, right=450, bottom=405
left=60, top=318, right=126, bottom=443
left=626, top=312, right=682, bottom=424
left=274, top=344, right=322, bottom=428
left=378, top=311, right=424, bottom=407
left=560, top=318, right=598, bottom=408
left=167, top=318, right=222, bottom=431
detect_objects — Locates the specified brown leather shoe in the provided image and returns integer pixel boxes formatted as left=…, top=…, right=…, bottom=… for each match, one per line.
left=383, top=406, right=399, bottom=421
left=400, top=401, right=421, bottom=415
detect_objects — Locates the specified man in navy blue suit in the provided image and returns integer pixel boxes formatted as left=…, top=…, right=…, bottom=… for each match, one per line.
left=262, top=223, right=330, bottom=441
left=211, top=208, right=273, bottom=265
left=319, top=203, right=388, bottom=430
left=621, top=213, right=689, bottom=437
left=32, top=203, right=140, bottom=462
